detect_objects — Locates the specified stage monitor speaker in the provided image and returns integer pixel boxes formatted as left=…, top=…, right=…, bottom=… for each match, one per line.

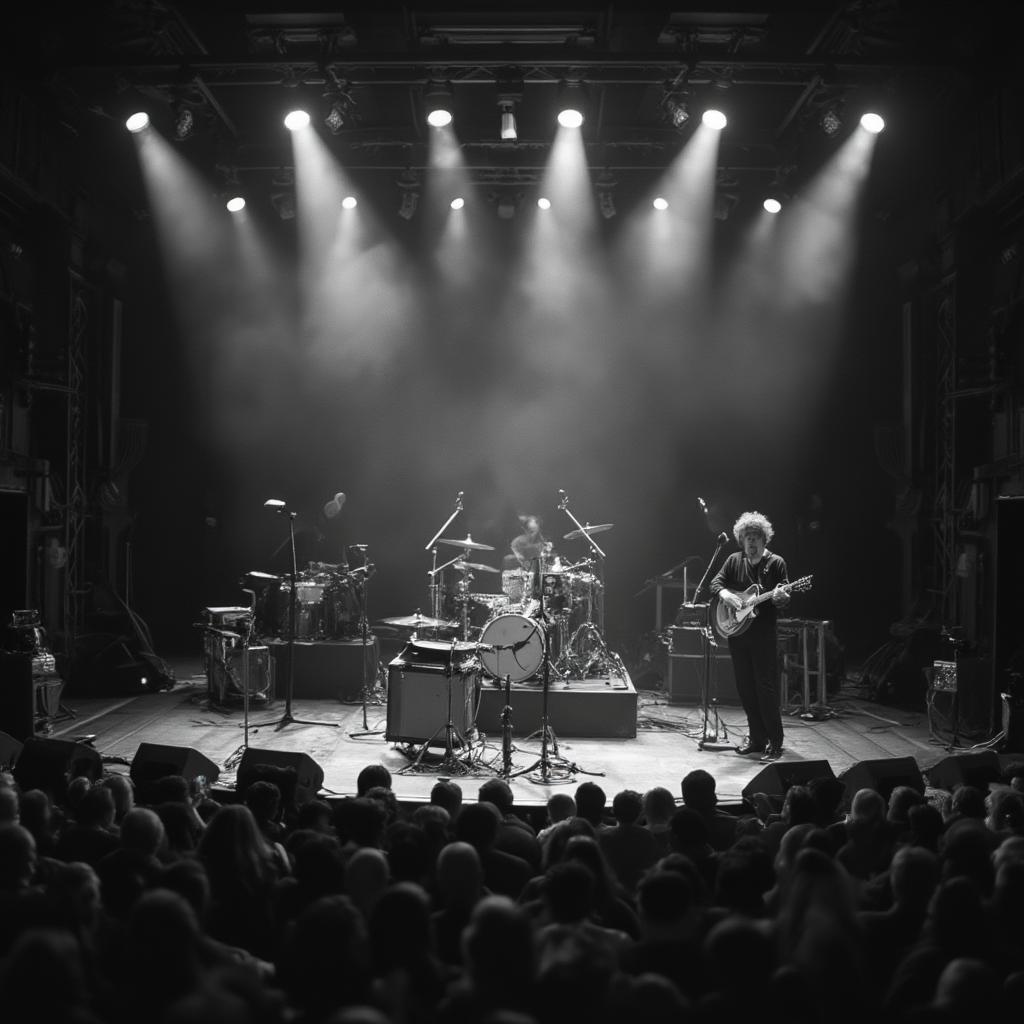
left=0, top=730, right=23, bottom=769
left=130, top=743, right=221, bottom=803
left=667, top=653, right=739, bottom=705
left=236, top=747, right=325, bottom=808
left=838, top=756, right=924, bottom=803
left=925, top=750, right=1003, bottom=792
left=12, top=737, right=102, bottom=799
left=386, top=660, right=477, bottom=744
left=741, top=760, right=835, bottom=802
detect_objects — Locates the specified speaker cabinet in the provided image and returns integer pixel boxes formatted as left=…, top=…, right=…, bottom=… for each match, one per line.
left=236, top=747, right=325, bottom=808
left=13, top=737, right=102, bottom=799
left=130, top=743, right=220, bottom=803
left=925, top=750, right=1002, bottom=792
left=667, top=653, right=738, bottom=705
left=838, top=756, right=924, bottom=802
left=0, top=730, right=23, bottom=768
left=741, top=760, right=835, bottom=801
left=386, top=659, right=478, bottom=744
left=0, top=652, right=35, bottom=740
left=995, top=497, right=1024, bottom=733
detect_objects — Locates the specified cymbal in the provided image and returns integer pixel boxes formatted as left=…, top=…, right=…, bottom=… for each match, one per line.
left=244, top=570, right=279, bottom=580
left=438, top=535, right=495, bottom=551
left=379, top=612, right=456, bottom=629
left=563, top=523, right=614, bottom=541
left=454, top=560, right=499, bottom=574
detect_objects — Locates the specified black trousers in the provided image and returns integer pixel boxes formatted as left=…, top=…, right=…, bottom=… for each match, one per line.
left=728, top=624, right=783, bottom=749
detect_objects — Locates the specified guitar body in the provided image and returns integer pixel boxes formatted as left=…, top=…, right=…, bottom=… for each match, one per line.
left=713, top=575, right=814, bottom=640
left=714, top=585, right=762, bottom=639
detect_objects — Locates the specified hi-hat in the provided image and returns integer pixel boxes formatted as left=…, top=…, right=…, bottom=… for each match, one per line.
left=438, top=535, right=495, bottom=551
left=563, top=523, right=614, bottom=540
left=379, top=612, right=456, bottom=629
left=454, top=560, right=499, bottom=574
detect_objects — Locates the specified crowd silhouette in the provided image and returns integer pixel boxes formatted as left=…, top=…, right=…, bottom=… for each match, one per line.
left=1, top=754, right=1023, bottom=1023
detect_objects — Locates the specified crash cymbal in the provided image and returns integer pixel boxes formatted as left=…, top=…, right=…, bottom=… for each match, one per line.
left=438, top=534, right=496, bottom=551
left=563, top=523, right=614, bottom=541
left=379, top=612, right=456, bottom=629
left=243, top=570, right=279, bottom=581
left=454, top=560, right=499, bottom=574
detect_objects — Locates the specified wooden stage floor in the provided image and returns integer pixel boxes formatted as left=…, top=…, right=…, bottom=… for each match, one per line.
left=42, top=654, right=968, bottom=810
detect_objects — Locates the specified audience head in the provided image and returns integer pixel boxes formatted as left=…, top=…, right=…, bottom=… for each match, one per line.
left=543, top=859, right=596, bottom=924
left=344, top=846, right=389, bottom=919
left=887, top=784, right=925, bottom=825
left=435, top=840, right=483, bottom=909
left=454, top=801, right=502, bottom=851
left=807, top=775, right=846, bottom=826
left=574, top=781, right=607, bottom=826
left=889, top=844, right=940, bottom=909
left=333, top=796, right=388, bottom=848
left=545, top=792, right=576, bottom=826
left=611, top=789, right=644, bottom=825
left=462, top=895, right=535, bottom=991
left=680, top=769, right=717, bottom=812
left=243, top=779, right=282, bottom=826
left=355, top=764, right=392, bottom=797
left=430, top=779, right=463, bottom=819
left=907, top=801, right=944, bottom=850
left=119, top=806, right=166, bottom=857
left=295, top=798, right=335, bottom=835
left=0, top=786, right=18, bottom=824
left=845, top=787, right=886, bottom=828
left=986, top=787, right=1024, bottom=834
left=669, top=806, right=711, bottom=854
left=363, top=785, right=399, bottom=826
left=781, top=784, right=818, bottom=827
left=642, top=786, right=676, bottom=826
left=949, top=784, right=987, bottom=821
left=101, top=773, right=136, bottom=822
left=478, top=778, right=515, bottom=817
left=368, top=881, right=433, bottom=970
left=636, top=868, right=693, bottom=928
left=76, top=783, right=117, bottom=829
left=0, top=823, right=37, bottom=889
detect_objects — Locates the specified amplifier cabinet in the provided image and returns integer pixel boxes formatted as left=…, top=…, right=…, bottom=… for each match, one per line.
left=386, top=658, right=478, bottom=745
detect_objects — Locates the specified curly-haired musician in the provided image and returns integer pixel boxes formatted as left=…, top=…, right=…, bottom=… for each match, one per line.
left=710, top=511, right=791, bottom=762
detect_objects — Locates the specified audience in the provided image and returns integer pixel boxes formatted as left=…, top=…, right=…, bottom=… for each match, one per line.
left=1, top=754, right=1022, bottom=1024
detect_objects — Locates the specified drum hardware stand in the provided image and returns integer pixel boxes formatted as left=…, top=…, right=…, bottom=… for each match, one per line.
left=558, top=489, right=607, bottom=636
left=425, top=491, right=464, bottom=621
left=349, top=544, right=385, bottom=739
left=513, top=559, right=588, bottom=785
left=693, top=532, right=733, bottom=751
left=498, top=674, right=516, bottom=777
left=249, top=499, right=340, bottom=734
left=398, top=637, right=477, bottom=776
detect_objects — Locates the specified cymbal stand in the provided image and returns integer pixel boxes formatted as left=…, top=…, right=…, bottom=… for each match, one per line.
left=513, top=558, right=587, bottom=785
left=425, top=492, right=464, bottom=620
left=694, top=533, right=733, bottom=751
left=349, top=544, right=385, bottom=739
left=250, top=499, right=340, bottom=734
left=399, top=637, right=475, bottom=776
left=558, top=490, right=608, bottom=635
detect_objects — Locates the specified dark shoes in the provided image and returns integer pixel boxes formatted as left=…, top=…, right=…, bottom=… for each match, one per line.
left=735, top=740, right=764, bottom=756
left=760, top=744, right=783, bottom=762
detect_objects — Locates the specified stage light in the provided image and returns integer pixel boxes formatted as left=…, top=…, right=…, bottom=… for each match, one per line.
left=666, top=97, right=689, bottom=129
left=702, top=109, right=727, bottom=130
left=284, top=109, right=310, bottom=131
left=341, top=195, right=357, bottom=209
left=425, top=82, right=454, bottom=127
left=172, top=104, right=195, bottom=141
left=652, top=197, right=669, bottom=211
left=860, top=112, right=885, bottom=134
left=399, top=190, right=419, bottom=220
left=557, top=81, right=585, bottom=128
left=763, top=197, right=782, bottom=214
left=324, top=98, right=347, bottom=134
left=598, top=191, right=616, bottom=219
left=450, top=197, right=465, bottom=210
left=271, top=192, right=296, bottom=220
left=499, top=100, right=517, bottom=141
left=537, top=197, right=551, bottom=210
left=125, top=111, right=150, bottom=133
left=820, top=105, right=843, bottom=137
left=225, top=196, right=246, bottom=213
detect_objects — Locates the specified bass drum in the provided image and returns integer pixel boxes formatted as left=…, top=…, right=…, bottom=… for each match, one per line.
left=478, top=613, right=544, bottom=682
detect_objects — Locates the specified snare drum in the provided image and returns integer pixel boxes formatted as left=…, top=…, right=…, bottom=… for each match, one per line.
left=478, top=613, right=545, bottom=682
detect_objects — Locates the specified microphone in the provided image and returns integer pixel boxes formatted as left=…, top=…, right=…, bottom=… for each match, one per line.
left=697, top=497, right=708, bottom=514
left=717, top=531, right=729, bottom=545
left=456, top=491, right=464, bottom=501
left=558, top=489, right=567, bottom=497
left=323, top=492, right=346, bottom=519
left=264, top=498, right=286, bottom=513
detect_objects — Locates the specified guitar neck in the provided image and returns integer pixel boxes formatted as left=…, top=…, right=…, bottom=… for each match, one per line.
left=749, top=577, right=808, bottom=607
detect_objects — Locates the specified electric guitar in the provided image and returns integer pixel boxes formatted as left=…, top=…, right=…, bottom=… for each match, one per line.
left=713, top=575, right=814, bottom=639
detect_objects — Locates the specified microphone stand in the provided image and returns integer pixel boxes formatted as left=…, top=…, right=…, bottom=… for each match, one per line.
left=425, top=493, right=463, bottom=621
left=250, top=501, right=340, bottom=734
left=349, top=544, right=384, bottom=739
left=693, top=533, right=732, bottom=751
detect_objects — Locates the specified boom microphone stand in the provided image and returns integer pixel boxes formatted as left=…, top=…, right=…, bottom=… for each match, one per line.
left=349, top=544, right=384, bottom=739
left=693, top=531, right=732, bottom=751
left=250, top=499, right=340, bottom=733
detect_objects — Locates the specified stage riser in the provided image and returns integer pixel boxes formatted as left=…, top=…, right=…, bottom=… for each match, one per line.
left=476, top=680, right=637, bottom=739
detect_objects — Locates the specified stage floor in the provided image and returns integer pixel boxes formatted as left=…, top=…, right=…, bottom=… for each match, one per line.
left=40, top=654, right=971, bottom=809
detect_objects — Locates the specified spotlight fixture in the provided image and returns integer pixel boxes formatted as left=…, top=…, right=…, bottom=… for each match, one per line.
left=652, top=197, right=669, bottom=211
left=271, top=191, right=296, bottom=220
left=537, top=197, right=551, bottom=210
left=666, top=98, right=690, bottom=129
left=702, top=109, right=727, bottom=130
left=324, top=97, right=348, bottom=134
left=450, top=197, right=465, bottom=210
left=284, top=109, right=310, bottom=131
left=397, top=169, right=420, bottom=221
left=225, top=196, right=246, bottom=213
left=763, top=197, right=782, bottom=214
left=860, top=112, right=885, bottom=134
left=499, top=99, right=518, bottom=142
left=341, top=195, right=357, bottom=210
left=819, top=103, right=843, bottom=137
left=595, top=171, right=617, bottom=220
left=425, top=81, right=454, bottom=127
left=556, top=81, right=585, bottom=128
left=125, top=111, right=150, bottom=133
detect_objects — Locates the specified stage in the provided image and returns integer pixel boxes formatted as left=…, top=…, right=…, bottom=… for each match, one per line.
left=26, top=648, right=994, bottom=812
